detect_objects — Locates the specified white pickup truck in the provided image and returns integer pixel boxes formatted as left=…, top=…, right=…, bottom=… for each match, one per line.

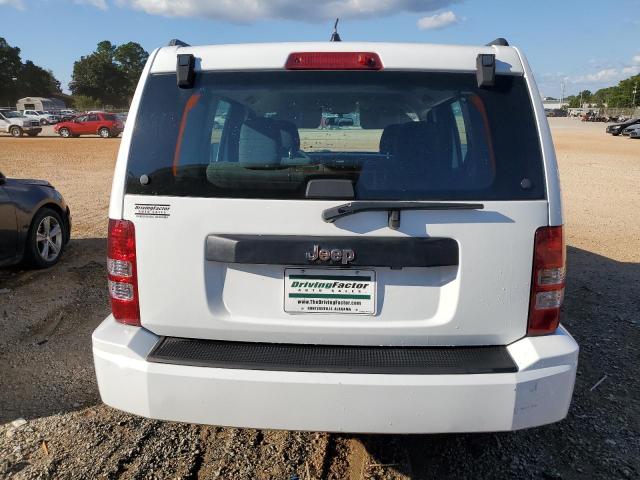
left=21, top=109, right=58, bottom=125
left=0, top=111, right=42, bottom=137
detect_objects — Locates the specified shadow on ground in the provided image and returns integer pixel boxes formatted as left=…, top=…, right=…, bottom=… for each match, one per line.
left=354, top=245, right=640, bottom=479
left=0, top=238, right=108, bottom=423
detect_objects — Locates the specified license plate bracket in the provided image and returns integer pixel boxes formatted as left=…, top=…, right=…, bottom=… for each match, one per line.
left=284, top=269, right=376, bottom=315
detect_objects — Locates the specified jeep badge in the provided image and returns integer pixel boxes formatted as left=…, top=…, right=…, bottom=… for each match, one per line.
left=305, top=245, right=355, bottom=265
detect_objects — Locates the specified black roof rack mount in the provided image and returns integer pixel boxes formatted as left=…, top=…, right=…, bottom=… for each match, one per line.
left=476, top=53, right=496, bottom=88
left=168, top=38, right=190, bottom=47
left=177, top=54, right=196, bottom=88
left=486, top=38, right=509, bottom=47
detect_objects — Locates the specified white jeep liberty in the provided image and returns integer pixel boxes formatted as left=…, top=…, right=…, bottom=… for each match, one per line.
left=92, top=38, right=578, bottom=433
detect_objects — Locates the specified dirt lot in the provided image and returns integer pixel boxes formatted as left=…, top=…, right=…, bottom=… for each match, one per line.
left=0, top=118, right=639, bottom=479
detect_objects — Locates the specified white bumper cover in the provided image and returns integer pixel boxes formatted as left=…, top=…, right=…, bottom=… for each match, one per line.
left=93, top=316, right=578, bottom=434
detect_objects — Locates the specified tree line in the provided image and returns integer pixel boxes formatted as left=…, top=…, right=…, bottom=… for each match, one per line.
left=566, top=74, right=640, bottom=109
left=0, top=37, right=62, bottom=107
left=0, top=38, right=148, bottom=109
left=70, top=40, right=148, bottom=109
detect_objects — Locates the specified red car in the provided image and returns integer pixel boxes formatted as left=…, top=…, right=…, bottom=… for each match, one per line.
left=54, top=112, right=124, bottom=138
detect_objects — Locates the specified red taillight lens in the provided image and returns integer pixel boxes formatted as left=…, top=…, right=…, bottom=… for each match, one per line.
left=285, top=52, right=383, bottom=70
left=107, top=219, right=140, bottom=325
left=528, top=226, right=566, bottom=335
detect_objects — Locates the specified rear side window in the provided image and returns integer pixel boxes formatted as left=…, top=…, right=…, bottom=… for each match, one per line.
left=103, top=113, right=116, bottom=121
left=126, top=71, right=544, bottom=200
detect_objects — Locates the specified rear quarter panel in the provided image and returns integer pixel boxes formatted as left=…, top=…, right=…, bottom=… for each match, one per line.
left=514, top=48, right=562, bottom=226
left=108, top=48, right=160, bottom=219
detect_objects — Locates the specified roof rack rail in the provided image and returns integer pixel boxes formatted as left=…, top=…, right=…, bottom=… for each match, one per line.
left=168, top=39, right=190, bottom=47
left=486, top=38, right=509, bottom=47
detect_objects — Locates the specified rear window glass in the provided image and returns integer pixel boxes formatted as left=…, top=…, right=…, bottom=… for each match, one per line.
left=103, top=113, right=116, bottom=121
left=126, top=71, right=544, bottom=200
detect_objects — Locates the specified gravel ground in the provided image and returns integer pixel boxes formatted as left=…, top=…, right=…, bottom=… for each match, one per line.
left=0, top=118, right=638, bottom=479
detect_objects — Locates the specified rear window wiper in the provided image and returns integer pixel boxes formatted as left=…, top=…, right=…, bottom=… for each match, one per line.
left=322, top=201, right=484, bottom=229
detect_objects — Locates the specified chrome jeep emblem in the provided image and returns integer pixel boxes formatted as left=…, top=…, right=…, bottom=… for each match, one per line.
left=305, top=245, right=355, bottom=265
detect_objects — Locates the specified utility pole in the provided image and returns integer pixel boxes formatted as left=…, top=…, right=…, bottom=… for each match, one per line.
left=560, top=80, right=566, bottom=106
left=633, top=81, right=638, bottom=108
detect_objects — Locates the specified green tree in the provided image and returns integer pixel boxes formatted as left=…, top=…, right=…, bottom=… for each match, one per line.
left=577, top=90, right=592, bottom=105
left=71, top=94, right=100, bottom=110
left=70, top=40, right=148, bottom=107
left=114, top=42, right=148, bottom=101
left=18, top=61, right=61, bottom=97
left=0, top=37, right=61, bottom=107
left=590, top=75, right=640, bottom=108
left=566, top=95, right=579, bottom=108
left=0, top=37, right=22, bottom=106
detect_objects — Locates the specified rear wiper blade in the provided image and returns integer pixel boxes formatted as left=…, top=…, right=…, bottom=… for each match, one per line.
left=322, top=201, right=484, bottom=229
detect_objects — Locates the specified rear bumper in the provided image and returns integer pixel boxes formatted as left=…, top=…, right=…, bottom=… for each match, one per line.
left=92, top=317, right=578, bottom=433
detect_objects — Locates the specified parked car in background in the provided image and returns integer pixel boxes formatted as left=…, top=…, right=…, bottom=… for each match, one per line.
left=21, top=110, right=57, bottom=125
left=0, top=171, right=71, bottom=268
left=54, top=112, right=124, bottom=138
left=116, top=112, right=128, bottom=125
left=57, top=113, right=75, bottom=122
left=49, top=110, right=75, bottom=122
left=630, top=128, right=640, bottom=139
left=22, top=110, right=58, bottom=125
left=621, top=123, right=640, bottom=137
left=58, top=110, right=76, bottom=122
left=606, top=118, right=640, bottom=135
left=545, top=108, right=567, bottom=117
left=42, top=111, right=61, bottom=124
left=0, top=110, right=42, bottom=137
left=582, top=111, right=607, bottom=122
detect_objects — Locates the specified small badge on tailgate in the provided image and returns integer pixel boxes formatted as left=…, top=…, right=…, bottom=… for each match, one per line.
left=134, top=203, right=171, bottom=219
left=305, top=245, right=355, bottom=265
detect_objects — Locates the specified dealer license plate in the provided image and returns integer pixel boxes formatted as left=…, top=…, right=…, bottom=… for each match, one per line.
left=284, top=269, right=376, bottom=314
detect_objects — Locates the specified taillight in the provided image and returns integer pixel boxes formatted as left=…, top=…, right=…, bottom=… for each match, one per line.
left=107, top=219, right=140, bottom=325
left=528, top=226, right=566, bottom=335
left=285, top=52, right=383, bottom=70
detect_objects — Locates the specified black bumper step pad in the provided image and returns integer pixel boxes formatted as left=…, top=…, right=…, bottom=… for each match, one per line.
left=147, top=337, right=517, bottom=375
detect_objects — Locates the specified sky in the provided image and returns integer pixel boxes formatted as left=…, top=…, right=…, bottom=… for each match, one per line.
left=1, top=0, right=639, bottom=98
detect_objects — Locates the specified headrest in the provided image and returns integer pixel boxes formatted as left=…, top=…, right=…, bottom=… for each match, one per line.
left=394, top=121, right=433, bottom=161
left=238, top=117, right=282, bottom=166
left=379, top=123, right=404, bottom=154
left=273, top=119, right=300, bottom=153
